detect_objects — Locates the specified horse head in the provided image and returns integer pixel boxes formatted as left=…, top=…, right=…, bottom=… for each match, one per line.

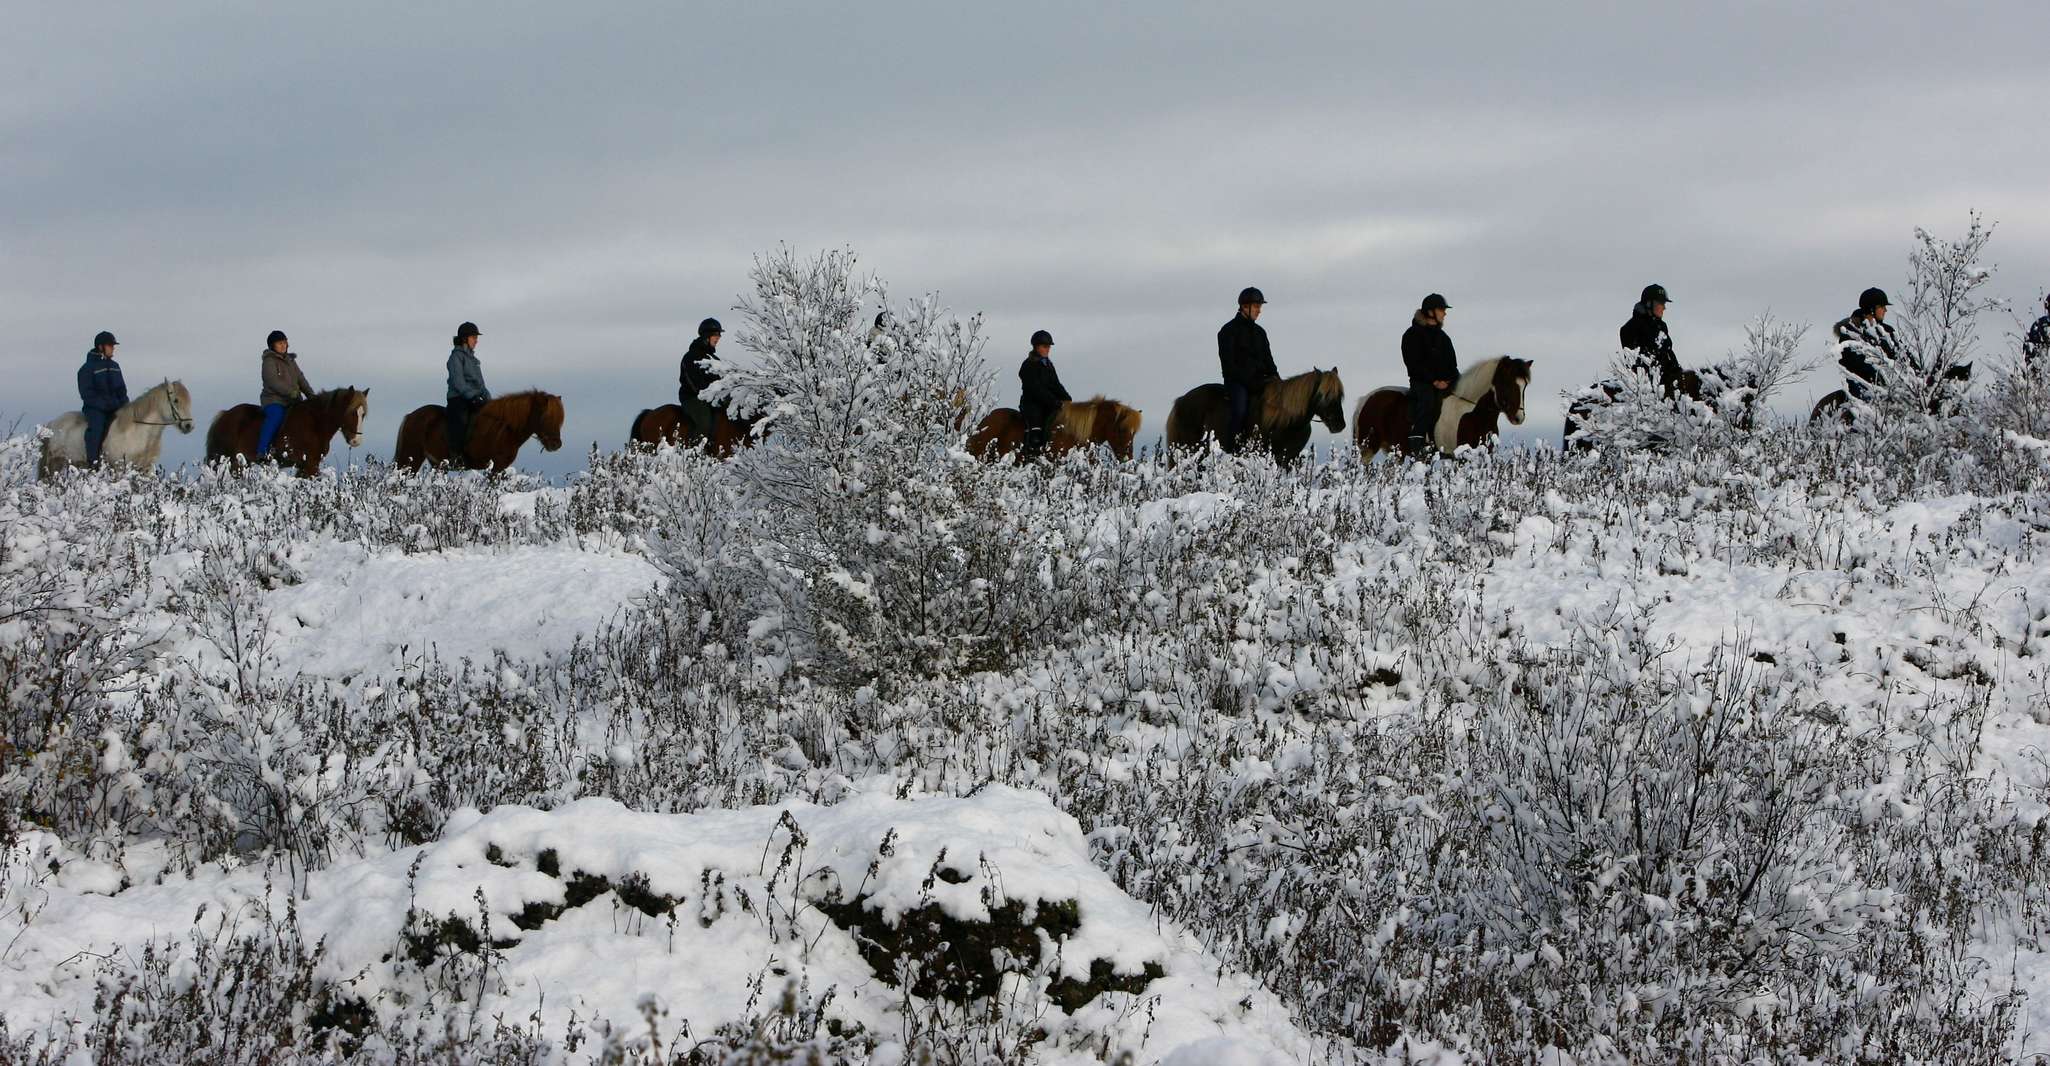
left=1314, top=368, right=1347, bottom=434
left=1493, top=359, right=1531, bottom=426
left=342, top=387, right=369, bottom=448
left=165, top=380, right=195, bottom=434
left=530, top=392, right=565, bottom=451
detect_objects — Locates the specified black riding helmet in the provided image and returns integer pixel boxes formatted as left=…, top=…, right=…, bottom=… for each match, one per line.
left=267, top=330, right=288, bottom=347
left=93, top=330, right=118, bottom=348
left=698, top=317, right=723, bottom=337
left=1030, top=329, right=1054, bottom=347
left=1859, top=288, right=1890, bottom=313
left=1641, top=283, right=1672, bottom=305
left=1238, top=286, right=1266, bottom=306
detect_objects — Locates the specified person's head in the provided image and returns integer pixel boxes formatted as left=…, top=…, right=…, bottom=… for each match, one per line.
left=1237, top=287, right=1266, bottom=320
left=698, top=317, right=723, bottom=349
left=1641, top=283, right=1671, bottom=319
left=92, top=330, right=118, bottom=356
left=874, top=311, right=892, bottom=330
left=1421, top=293, right=1451, bottom=326
left=1858, top=287, right=1890, bottom=321
left=455, top=321, right=482, bottom=350
left=1030, top=329, right=1054, bottom=357
left=267, top=330, right=289, bottom=354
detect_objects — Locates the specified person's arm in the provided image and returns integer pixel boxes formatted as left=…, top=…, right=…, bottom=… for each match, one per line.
left=294, top=359, right=315, bottom=400
left=108, top=363, right=129, bottom=408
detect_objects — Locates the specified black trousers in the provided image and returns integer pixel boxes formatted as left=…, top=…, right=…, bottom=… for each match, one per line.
left=1020, top=406, right=1053, bottom=456
left=1407, top=380, right=1446, bottom=452
left=445, top=398, right=481, bottom=457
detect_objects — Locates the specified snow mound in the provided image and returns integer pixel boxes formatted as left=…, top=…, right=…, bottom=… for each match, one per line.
left=6, top=786, right=1316, bottom=1063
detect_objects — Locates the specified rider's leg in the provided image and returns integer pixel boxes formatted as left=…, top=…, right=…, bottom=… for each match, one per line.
left=1406, top=383, right=1440, bottom=458
left=256, top=403, right=286, bottom=456
left=1224, top=382, right=1249, bottom=451
left=83, top=409, right=111, bottom=467
left=444, top=400, right=473, bottom=461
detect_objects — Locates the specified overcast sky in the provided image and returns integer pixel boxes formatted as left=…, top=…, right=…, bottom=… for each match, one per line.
left=7, top=3, right=2048, bottom=475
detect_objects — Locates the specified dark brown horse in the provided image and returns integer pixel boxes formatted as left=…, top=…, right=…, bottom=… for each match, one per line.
left=627, top=404, right=762, bottom=457
left=968, top=397, right=1143, bottom=461
left=1356, top=357, right=1532, bottom=459
left=393, top=390, right=565, bottom=471
left=206, top=387, right=371, bottom=476
left=1164, top=368, right=1346, bottom=465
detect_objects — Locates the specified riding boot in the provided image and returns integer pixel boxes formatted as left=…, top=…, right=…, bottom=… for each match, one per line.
left=444, top=400, right=474, bottom=463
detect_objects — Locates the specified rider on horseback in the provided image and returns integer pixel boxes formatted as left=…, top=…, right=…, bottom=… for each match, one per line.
left=1401, top=294, right=1456, bottom=459
left=679, top=317, right=723, bottom=438
left=446, top=322, right=490, bottom=456
left=1018, top=329, right=1071, bottom=459
left=77, top=331, right=128, bottom=468
left=1218, top=287, right=1276, bottom=452
left=1833, top=288, right=1899, bottom=402
left=2025, top=293, right=2050, bottom=368
left=257, top=330, right=315, bottom=457
left=1620, top=284, right=1685, bottom=396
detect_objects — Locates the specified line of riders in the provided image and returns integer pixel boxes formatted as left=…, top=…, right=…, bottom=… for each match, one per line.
left=57, top=286, right=2050, bottom=473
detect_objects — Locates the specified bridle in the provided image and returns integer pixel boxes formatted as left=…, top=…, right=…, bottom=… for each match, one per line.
left=128, top=385, right=190, bottom=427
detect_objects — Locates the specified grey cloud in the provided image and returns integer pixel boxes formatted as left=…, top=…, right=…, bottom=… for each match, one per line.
left=5, top=3, right=2048, bottom=474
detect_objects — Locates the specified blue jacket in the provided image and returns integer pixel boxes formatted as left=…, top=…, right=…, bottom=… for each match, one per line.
left=447, top=346, right=491, bottom=405
left=78, top=352, right=129, bottom=413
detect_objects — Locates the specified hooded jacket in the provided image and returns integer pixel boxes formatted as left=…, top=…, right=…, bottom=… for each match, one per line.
left=260, top=349, right=315, bottom=407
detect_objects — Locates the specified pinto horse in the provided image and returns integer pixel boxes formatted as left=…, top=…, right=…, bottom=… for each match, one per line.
left=1165, top=368, right=1346, bottom=466
left=968, top=397, right=1143, bottom=461
left=393, top=390, right=565, bottom=471
left=39, top=380, right=196, bottom=478
left=627, top=404, right=761, bottom=457
left=1355, top=356, right=1532, bottom=459
left=206, top=387, right=371, bottom=476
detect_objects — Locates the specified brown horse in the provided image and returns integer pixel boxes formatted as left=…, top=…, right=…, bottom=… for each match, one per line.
left=627, top=404, right=762, bottom=457
left=1165, top=368, right=1346, bottom=465
left=393, top=390, right=565, bottom=471
left=206, top=388, right=371, bottom=476
left=968, top=397, right=1143, bottom=461
left=1356, top=356, right=1532, bottom=459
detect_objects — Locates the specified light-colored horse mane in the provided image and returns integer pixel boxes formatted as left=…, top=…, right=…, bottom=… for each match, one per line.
left=1054, top=397, right=1142, bottom=450
left=1260, top=368, right=1344, bottom=427
left=1451, top=356, right=1506, bottom=404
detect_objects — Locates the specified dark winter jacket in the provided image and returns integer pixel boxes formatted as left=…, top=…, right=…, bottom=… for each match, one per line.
left=1832, top=311, right=1900, bottom=386
left=1218, top=313, right=1278, bottom=386
left=679, top=337, right=720, bottom=398
left=260, top=349, right=315, bottom=407
left=447, top=345, right=490, bottom=405
left=2026, top=315, right=2050, bottom=366
left=1018, top=353, right=1071, bottom=425
left=78, top=352, right=129, bottom=413
left=1620, top=306, right=1684, bottom=393
left=1401, top=312, right=1458, bottom=385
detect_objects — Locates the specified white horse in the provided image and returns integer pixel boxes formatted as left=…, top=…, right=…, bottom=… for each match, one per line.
left=39, top=380, right=196, bottom=478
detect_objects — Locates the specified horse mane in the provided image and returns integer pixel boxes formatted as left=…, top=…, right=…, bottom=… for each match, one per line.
left=1452, top=357, right=1506, bottom=404
left=1056, top=398, right=1103, bottom=440
left=480, top=390, right=560, bottom=428
left=1260, top=369, right=1343, bottom=428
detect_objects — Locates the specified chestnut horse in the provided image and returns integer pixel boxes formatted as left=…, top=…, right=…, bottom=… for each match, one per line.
left=968, top=397, right=1143, bottom=461
left=1355, top=356, right=1532, bottom=459
left=1164, top=368, right=1346, bottom=466
left=393, top=390, right=565, bottom=471
left=627, top=404, right=762, bottom=458
left=206, top=387, right=371, bottom=476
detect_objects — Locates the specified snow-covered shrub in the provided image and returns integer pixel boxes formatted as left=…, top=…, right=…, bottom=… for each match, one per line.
left=714, top=247, right=1002, bottom=684
left=1565, top=311, right=1812, bottom=452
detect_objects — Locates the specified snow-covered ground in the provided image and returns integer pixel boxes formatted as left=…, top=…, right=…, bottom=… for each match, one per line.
left=4, top=426, right=2048, bottom=1063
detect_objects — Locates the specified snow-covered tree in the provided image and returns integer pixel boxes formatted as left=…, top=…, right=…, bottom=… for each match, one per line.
left=713, top=247, right=998, bottom=683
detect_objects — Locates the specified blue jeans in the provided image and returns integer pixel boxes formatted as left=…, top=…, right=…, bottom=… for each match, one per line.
left=256, top=403, right=287, bottom=456
left=83, top=408, right=113, bottom=466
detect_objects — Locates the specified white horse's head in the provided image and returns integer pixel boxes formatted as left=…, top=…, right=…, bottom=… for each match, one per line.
left=159, top=379, right=195, bottom=434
